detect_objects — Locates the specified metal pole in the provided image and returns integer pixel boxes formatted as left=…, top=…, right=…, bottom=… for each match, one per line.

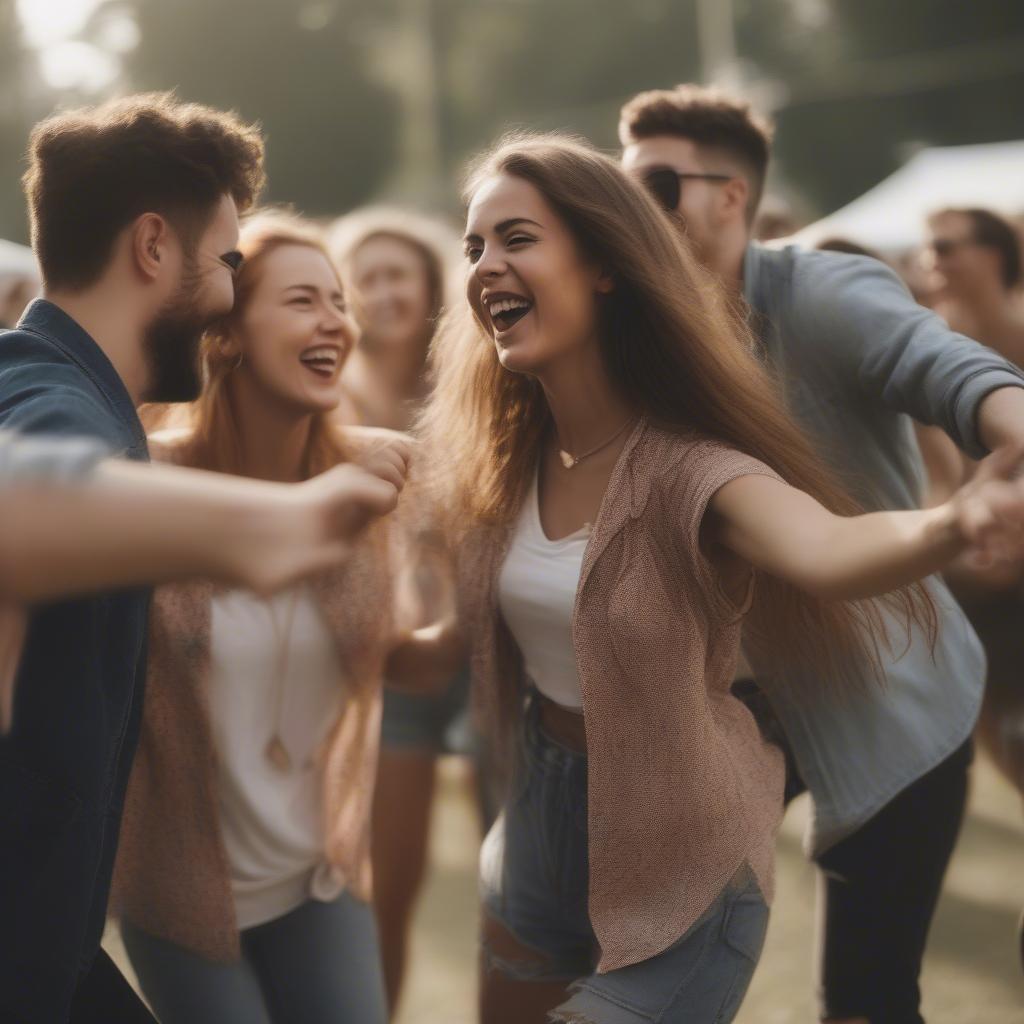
left=406, top=0, right=445, bottom=193
left=695, top=0, right=737, bottom=85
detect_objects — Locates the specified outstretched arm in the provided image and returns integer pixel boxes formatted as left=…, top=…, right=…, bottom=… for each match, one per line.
left=0, top=440, right=410, bottom=731
left=790, top=252, right=1024, bottom=457
left=0, top=451, right=408, bottom=603
left=708, top=446, right=1024, bottom=601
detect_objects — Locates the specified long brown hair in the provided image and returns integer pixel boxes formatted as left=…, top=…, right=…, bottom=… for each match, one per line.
left=174, top=209, right=348, bottom=477
left=420, top=133, right=934, bottom=691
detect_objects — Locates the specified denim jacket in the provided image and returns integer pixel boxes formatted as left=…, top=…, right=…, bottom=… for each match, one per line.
left=743, top=244, right=1024, bottom=852
left=0, top=299, right=150, bottom=1022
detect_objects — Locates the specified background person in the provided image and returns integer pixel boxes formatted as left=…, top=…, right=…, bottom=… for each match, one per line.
left=923, top=207, right=1024, bottom=365
left=915, top=207, right=1024, bottom=804
left=329, top=206, right=494, bottom=1014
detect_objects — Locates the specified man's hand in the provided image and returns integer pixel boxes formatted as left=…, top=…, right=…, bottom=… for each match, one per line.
left=241, top=446, right=411, bottom=595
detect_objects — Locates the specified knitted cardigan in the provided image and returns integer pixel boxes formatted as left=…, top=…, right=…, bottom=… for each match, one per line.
left=457, top=420, right=786, bottom=973
left=110, top=434, right=394, bottom=961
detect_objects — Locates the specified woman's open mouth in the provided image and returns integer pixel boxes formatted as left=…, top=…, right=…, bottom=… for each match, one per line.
left=299, top=345, right=341, bottom=379
left=488, top=296, right=533, bottom=333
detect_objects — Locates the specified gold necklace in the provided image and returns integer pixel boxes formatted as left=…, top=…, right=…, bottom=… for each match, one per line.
left=264, top=587, right=301, bottom=773
left=556, top=417, right=636, bottom=470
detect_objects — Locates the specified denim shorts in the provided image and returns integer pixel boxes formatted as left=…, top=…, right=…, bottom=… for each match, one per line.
left=479, top=694, right=769, bottom=1024
left=380, top=666, right=473, bottom=754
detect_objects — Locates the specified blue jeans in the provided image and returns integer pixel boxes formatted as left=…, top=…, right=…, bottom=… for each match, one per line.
left=380, top=667, right=473, bottom=753
left=480, top=695, right=769, bottom=1024
left=121, top=893, right=387, bottom=1024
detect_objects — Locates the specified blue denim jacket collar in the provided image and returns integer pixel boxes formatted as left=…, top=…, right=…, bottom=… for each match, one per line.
left=17, top=298, right=147, bottom=453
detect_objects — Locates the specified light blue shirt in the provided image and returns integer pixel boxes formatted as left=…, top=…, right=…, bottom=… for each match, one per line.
left=743, top=243, right=1024, bottom=853
left=0, top=431, right=108, bottom=484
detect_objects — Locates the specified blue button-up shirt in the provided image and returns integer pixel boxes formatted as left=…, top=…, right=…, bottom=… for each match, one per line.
left=0, top=299, right=150, bottom=1021
left=743, top=244, right=1024, bottom=853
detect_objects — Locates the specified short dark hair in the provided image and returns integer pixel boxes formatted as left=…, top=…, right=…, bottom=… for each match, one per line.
left=618, top=84, right=773, bottom=221
left=24, top=92, right=266, bottom=290
left=932, top=207, right=1022, bottom=290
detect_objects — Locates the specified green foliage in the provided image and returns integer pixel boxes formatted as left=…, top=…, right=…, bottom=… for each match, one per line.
left=2, top=0, right=1023, bottom=241
left=773, top=0, right=1024, bottom=211
left=115, top=0, right=401, bottom=217
left=0, top=0, right=31, bottom=243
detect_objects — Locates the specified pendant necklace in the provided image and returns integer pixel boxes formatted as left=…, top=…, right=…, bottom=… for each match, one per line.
left=557, top=417, right=636, bottom=470
left=264, top=587, right=301, bottom=773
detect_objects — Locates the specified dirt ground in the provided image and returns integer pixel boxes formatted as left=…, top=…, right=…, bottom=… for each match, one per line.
left=106, top=751, right=1024, bottom=1022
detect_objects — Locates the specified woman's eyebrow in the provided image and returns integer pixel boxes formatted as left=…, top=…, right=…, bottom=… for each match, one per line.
left=463, top=217, right=543, bottom=244
left=282, top=283, right=345, bottom=303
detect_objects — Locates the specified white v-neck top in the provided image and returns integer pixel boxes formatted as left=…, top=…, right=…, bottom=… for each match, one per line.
left=498, top=472, right=592, bottom=711
left=208, top=586, right=347, bottom=928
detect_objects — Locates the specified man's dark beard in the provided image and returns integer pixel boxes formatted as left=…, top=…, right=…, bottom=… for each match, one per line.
left=140, top=262, right=211, bottom=404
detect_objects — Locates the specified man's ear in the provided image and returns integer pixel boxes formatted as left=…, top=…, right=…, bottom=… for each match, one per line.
left=131, top=213, right=170, bottom=282
left=721, top=177, right=750, bottom=222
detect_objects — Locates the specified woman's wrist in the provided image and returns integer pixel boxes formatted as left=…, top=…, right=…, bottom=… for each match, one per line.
left=925, top=501, right=969, bottom=560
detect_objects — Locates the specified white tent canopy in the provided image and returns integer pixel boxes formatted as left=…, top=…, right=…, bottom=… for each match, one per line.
left=0, top=238, right=39, bottom=283
left=793, top=140, right=1024, bottom=253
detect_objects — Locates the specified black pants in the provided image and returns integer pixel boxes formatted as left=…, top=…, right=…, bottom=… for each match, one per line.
left=733, top=681, right=972, bottom=1023
left=812, top=739, right=972, bottom=1023
left=68, top=948, right=156, bottom=1024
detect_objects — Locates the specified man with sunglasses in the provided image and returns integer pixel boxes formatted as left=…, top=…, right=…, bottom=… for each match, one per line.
left=620, top=84, right=1024, bottom=1024
left=924, top=207, right=1024, bottom=367
left=0, top=93, right=264, bottom=1023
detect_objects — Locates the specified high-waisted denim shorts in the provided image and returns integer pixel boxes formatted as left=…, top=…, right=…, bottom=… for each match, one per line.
left=479, top=693, right=769, bottom=1024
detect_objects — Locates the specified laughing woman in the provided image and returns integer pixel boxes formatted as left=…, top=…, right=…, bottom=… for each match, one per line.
left=110, top=212, right=410, bottom=1024
left=400, top=136, right=1024, bottom=1024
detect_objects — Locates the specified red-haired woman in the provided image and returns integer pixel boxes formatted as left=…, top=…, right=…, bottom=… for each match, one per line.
left=396, top=136, right=1024, bottom=1024
left=111, top=212, right=412, bottom=1024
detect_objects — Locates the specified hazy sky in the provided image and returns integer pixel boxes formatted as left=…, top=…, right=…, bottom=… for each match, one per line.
left=17, top=0, right=98, bottom=47
left=16, top=0, right=132, bottom=91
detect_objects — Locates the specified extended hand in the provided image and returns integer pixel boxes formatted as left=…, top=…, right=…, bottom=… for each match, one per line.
left=950, top=444, right=1024, bottom=567
left=242, top=453, right=410, bottom=595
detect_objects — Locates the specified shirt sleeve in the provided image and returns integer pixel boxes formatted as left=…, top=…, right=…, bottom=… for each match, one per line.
left=676, top=440, right=786, bottom=534
left=789, top=252, right=1024, bottom=458
left=0, top=430, right=110, bottom=485
left=670, top=440, right=786, bottom=619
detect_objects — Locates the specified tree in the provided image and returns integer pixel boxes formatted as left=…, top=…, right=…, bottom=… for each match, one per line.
left=0, top=0, right=33, bottom=242
left=109, top=0, right=402, bottom=218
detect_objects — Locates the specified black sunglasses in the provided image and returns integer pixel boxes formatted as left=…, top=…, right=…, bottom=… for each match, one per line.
left=927, top=237, right=976, bottom=259
left=641, top=167, right=732, bottom=212
left=219, top=250, right=244, bottom=274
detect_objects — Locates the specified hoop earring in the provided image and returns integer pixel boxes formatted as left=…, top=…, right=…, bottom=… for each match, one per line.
left=230, top=351, right=244, bottom=372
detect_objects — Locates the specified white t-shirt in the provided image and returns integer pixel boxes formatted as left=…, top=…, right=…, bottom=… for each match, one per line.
left=208, top=586, right=347, bottom=929
left=498, top=472, right=590, bottom=711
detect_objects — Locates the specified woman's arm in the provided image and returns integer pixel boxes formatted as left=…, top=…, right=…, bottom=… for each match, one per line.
left=385, top=618, right=467, bottom=694
left=708, top=446, right=1024, bottom=601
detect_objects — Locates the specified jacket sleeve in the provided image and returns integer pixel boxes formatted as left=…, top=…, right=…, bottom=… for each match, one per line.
left=0, top=430, right=109, bottom=485
left=789, top=251, right=1024, bottom=458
